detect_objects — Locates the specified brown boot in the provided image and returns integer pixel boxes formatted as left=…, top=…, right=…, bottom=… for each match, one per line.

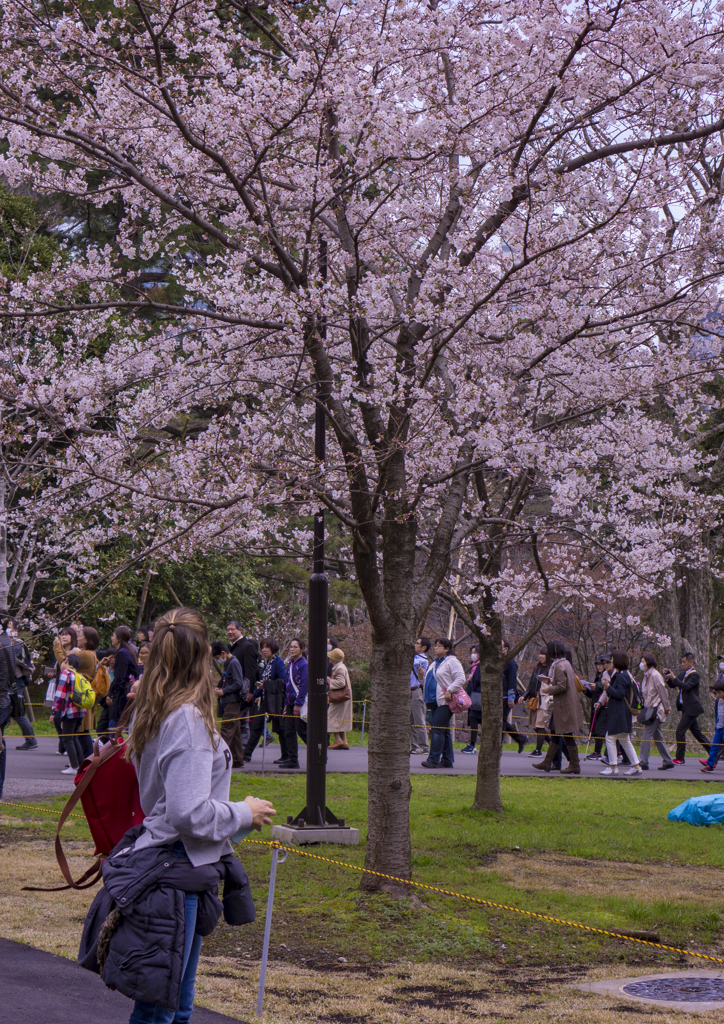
left=533, top=742, right=558, bottom=772
left=561, top=742, right=580, bottom=775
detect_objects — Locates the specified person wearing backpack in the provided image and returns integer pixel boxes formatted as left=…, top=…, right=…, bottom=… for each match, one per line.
left=118, top=607, right=276, bottom=1024
left=51, top=653, right=87, bottom=775
left=599, top=650, right=642, bottom=776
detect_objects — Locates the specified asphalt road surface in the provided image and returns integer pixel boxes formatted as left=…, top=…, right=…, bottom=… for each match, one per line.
left=3, top=735, right=718, bottom=800
left=0, top=936, right=250, bottom=1024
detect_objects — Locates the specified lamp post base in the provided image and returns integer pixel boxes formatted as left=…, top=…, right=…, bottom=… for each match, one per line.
left=271, top=823, right=360, bottom=846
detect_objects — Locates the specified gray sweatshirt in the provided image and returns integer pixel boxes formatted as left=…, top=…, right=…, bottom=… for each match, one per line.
left=130, top=703, right=253, bottom=866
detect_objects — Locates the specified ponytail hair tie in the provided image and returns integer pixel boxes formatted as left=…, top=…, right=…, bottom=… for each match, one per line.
left=168, top=623, right=176, bottom=632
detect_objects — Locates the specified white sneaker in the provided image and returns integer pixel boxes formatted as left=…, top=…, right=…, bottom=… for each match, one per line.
left=625, top=765, right=643, bottom=776
left=599, top=767, right=619, bottom=776
left=61, top=766, right=76, bottom=775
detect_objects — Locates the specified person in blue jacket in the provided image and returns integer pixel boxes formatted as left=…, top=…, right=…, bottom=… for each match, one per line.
left=278, top=637, right=307, bottom=769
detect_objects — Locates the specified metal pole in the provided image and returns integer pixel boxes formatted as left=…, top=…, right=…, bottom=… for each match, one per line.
left=360, top=700, right=366, bottom=746
left=256, top=847, right=287, bottom=1016
left=261, top=713, right=267, bottom=777
left=291, top=237, right=339, bottom=829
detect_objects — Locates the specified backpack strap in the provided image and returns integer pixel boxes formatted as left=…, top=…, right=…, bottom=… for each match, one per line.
left=22, top=738, right=125, bottom=892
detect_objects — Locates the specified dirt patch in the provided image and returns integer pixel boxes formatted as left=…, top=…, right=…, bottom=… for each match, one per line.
left=488, top=852, right=724, bottom=902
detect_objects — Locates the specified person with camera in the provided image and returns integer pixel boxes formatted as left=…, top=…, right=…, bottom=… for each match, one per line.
left=664, top=651, right=710, bottom=764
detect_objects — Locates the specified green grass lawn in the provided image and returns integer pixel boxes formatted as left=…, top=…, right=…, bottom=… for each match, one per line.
left=3, top=772, right=724, bottom=967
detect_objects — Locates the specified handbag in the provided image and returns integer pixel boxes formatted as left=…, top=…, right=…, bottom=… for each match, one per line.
left=448, top=687, right=472, bottom=713
left=637, top=706, right=657, bottom=725
left=527, top=695, right=539, bottom=711
left=329, top=683, right=351, bottom=704
left=44, top=678, right=57, bottom=707
left=469, top=692, right=482, bottom=711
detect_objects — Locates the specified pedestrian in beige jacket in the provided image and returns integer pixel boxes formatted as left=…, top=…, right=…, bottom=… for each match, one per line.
left=327, top=648, right=353, bottom=749
left=638, top=652, right=673, bottom=770
left=533, top=641, right=584, bottom=775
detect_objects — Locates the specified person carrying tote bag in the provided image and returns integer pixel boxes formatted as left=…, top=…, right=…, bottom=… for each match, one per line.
left=327, top=647, right=353, bottom=749
left=638, top=652, right=673, bottom=770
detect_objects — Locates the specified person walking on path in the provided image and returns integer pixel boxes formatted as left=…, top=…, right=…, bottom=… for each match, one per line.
left=665, top=652, right=711, bottom=764
left=278, top=638, right=308, bottom=769
left=51, top=653, right=86, bottom=775
left=585, top=654, right=610, bottom=760
left=599, top=650, right=643, bottom=776
left=518, top=647, right=550, bottom=757
left=502, top=640, right=527, bottom=752
left=121, top=607, right=276, bottom=1024
left=244, top=638, right=286, bottom=762
left=212, top=641, right=247, bottom=768
left=638, top=653, right=674, bottom=771
left=0, top=630, right=15, bottom=798
left=410, top=636, right=430, bottom=754
left=327, top=647, right=353, bottom=749
left=3, top=618, right=38, bottom=751
left=461, top=644, right=482, bottom=754
left=701, top=671, right=724, bottom=772
left=421, top=638, right=465, bottom=769
left=533, top=642, right=583, bottom=775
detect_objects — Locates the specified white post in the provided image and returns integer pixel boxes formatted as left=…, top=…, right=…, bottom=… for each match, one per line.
left=256, top=847, right=287, bottom=1016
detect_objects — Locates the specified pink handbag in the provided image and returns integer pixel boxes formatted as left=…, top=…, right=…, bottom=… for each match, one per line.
left=448, top=687, right=472, bottom=713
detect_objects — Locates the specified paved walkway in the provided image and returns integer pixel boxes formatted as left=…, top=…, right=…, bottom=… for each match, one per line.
left=3, top=735, right=718, bottom=798
left=0, top=936, right=249, bottom=1024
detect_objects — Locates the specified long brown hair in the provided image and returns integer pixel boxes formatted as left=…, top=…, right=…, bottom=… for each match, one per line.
left=125, top=607, right=216, bottom=760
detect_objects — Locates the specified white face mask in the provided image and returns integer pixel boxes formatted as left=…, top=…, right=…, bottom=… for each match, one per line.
left=639, top=661, right=646, bottom=671
left=327, top=643, right=332, bottom=652
left=471, top=652, right=479, bottom=663
left=719, top=662, right=724, bottom=672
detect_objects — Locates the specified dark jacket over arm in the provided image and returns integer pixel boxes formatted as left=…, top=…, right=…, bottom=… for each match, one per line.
left=109, top=648, right=138, bottom=720
left=220, top=656, right=245, bottom=704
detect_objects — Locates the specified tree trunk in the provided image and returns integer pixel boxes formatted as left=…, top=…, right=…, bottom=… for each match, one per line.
left=652, top=582, right=683, bottom=675
left=473, top=631, right=504, bottom=811
left=678, top=562, right=713, bottom=680
left=0, top=478, right=8, bottom=612
left=362, top=632, right=414, bottom=892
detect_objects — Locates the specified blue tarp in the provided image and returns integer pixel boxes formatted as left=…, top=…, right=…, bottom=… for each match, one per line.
left=668, top=794, right=724, bottom=826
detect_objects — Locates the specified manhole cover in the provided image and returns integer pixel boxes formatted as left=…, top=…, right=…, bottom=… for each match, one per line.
left=623, top=977, right=724, bottom=1003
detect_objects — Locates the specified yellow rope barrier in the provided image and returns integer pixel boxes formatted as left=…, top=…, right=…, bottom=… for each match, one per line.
left=2, top=798, right=721, bottom=964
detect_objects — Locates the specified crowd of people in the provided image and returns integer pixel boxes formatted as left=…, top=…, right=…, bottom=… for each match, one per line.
left=409, top=634, right=724, bottom=774
left=2, top=611, right=723, bottom=794
left=0, top=618, right=355, bottom=790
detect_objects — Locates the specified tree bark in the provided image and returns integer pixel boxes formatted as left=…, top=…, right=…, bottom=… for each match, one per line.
left=0, top=478, right=8, bottom=612
left=473, top=627, right=504, bottom=811
left=362, top=631, right=414, bottom=892
left=678, top=562, right=713, bottom=680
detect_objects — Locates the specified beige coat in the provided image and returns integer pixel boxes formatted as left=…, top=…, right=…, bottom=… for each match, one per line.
left=544, top=658, right=584, bottom=736
left=642, top=667, right=670, bottom=722
left=327, top=662, right=353, bottom=731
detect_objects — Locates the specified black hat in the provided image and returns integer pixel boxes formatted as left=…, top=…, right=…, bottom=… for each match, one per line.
left=596, top=652, right=612, bottom=663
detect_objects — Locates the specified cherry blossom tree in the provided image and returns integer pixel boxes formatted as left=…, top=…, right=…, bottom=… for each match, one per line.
left=1, top=0, right=724, bottom=883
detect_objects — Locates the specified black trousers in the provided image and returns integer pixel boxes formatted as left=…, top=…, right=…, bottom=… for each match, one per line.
left=282, top=704, right=307, bottom=764
left=96, top=706, right=112, bottom=741
left=503, top=700, right=527, bottom=745
left=60, top=717, right=83, bottom=770
left=676, top=712, right=710, bottom=761
left=269, top=715, right=288, bottom=761
left=244, top=708, right=267, bottom=759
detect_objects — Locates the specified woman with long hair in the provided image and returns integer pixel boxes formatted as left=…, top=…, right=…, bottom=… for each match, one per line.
left=105, top=625, right=138, bottom=730
left=599, top=650, right=643, bottom=777
left=124, top=607, right=275, bottom=1024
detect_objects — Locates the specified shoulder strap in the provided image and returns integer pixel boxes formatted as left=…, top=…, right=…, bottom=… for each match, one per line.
left=22, top=738, right=126, bottom=892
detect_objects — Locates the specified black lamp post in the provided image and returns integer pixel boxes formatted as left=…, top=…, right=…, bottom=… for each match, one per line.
left=287, top=239, right=346, bottom=833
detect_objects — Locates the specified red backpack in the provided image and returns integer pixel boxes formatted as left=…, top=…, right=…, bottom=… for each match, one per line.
left=25, top=736, right=144, bottom=891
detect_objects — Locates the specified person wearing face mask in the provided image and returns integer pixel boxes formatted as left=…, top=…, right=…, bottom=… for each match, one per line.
left=211, top=641, right=247, bottom=768
left=638, top=652, right=674, bottom=771
left=461, top=645, right=481, bottom=754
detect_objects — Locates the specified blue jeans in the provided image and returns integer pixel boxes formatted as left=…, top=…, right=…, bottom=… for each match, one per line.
left=129, top=892, right=202, bottom=1024
left=428, top=704, right=454, bottom=765
left=707, top=726, right=724, bottom=768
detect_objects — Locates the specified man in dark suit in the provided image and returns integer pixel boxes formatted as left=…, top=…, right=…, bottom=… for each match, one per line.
left=225, top=620, right=259, bottom=750
left=664, top=652, right=710, bottom=764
